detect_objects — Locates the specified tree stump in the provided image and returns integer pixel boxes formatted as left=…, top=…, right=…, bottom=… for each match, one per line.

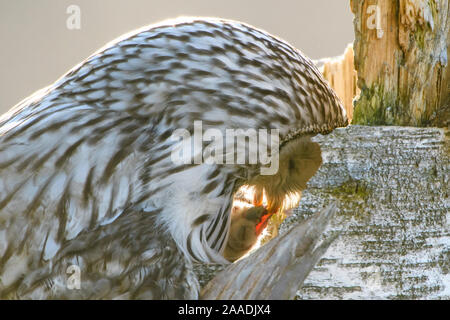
left=349, top=0, right=449, bottom=126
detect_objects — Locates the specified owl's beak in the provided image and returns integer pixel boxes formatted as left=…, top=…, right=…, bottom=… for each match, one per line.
left=255, top=210, right=273, bottom=235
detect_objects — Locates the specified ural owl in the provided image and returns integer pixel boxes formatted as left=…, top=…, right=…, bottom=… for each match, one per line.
left=0, top=18, right=347, bottom=299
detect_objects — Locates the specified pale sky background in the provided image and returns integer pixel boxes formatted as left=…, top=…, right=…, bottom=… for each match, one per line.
left=0, top=0, right=354, bottom=114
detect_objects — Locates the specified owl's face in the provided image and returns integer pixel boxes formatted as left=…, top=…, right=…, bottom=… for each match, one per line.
left=238, top=135, right=322, bottom=213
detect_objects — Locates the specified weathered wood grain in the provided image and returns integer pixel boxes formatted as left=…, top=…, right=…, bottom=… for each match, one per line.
left=350, top=0, right=449, bottom=126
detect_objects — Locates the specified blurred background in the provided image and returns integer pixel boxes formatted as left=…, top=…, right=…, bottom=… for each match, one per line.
left=0, top=0, right=354, bottom=114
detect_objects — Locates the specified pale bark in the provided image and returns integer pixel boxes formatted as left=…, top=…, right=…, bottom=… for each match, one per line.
left=291, top=125, right=449, bottom=299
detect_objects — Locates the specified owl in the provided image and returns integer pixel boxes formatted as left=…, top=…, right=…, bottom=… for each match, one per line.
left=0, top=18, right=347, bottom=299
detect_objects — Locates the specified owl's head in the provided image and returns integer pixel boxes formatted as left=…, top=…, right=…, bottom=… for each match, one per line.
left=233, top=133, right=322, bottom=218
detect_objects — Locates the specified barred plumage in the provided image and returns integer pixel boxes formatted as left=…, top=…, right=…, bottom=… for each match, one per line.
left=0, top=17, right=347, bottom=299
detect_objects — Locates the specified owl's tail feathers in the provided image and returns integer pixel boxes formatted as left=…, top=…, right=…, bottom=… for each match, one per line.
left=200, top=203, right=340, bottom=300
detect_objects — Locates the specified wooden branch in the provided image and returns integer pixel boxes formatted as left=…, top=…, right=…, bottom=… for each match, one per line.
left=200, top=204, right=338, bottom=300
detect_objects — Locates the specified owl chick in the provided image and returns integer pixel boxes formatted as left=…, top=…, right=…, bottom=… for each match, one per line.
left=0, top=17, right=347, bottom=299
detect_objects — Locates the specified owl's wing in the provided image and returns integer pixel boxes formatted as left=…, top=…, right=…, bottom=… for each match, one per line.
left=6, top=206, right=199, bottom=299
left=0, top=103, right=156, bottom=293
left=0, top=101, right=234, bottom=298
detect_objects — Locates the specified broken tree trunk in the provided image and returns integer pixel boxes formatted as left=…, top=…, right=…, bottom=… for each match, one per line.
left=350, top=0, right=449, bottom=126
left=320, top=44, right=360, bottom=124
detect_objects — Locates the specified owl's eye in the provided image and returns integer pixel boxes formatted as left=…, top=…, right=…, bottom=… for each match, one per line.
left=289, top=159, right=296, bottom=171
